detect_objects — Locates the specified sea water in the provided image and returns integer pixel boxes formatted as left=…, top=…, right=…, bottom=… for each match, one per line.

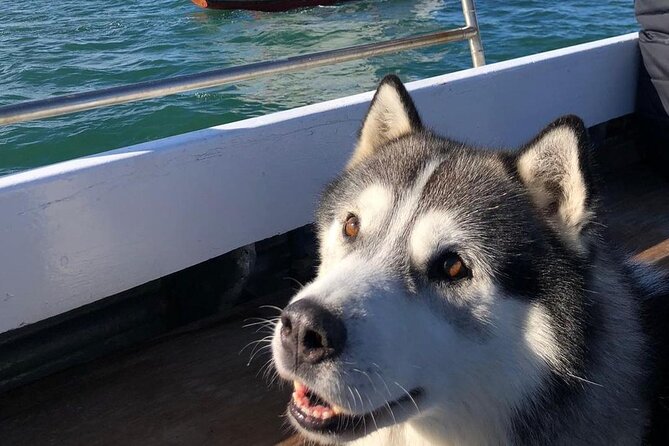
left=0, top=0, right=637, bottom=175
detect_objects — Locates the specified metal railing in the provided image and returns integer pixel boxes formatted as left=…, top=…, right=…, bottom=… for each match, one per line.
left=0, top=0, right=484, bottom=126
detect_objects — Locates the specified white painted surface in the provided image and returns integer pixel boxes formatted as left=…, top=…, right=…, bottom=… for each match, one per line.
left=0, top=33, right=639, bottom=334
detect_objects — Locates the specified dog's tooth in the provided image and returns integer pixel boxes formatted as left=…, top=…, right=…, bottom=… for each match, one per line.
left=322, top=410, right=333, bottom=419
left=293, top=380, right=306, bottom=395
left=331, top=405, right=343, bottom=415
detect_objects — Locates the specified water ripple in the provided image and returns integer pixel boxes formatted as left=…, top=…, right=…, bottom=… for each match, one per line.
left=0, top=0, right=637, bottom=175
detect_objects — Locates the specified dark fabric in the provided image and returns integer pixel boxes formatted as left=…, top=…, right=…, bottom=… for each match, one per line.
left=635, top=0, right=669, bottom=178
left=635, top=0, right=669, bottom=119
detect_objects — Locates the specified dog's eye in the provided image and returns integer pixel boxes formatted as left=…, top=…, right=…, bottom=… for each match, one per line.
left=428, top=252, right=470, bottom=282
left=343, top=213, right=360, bottom=239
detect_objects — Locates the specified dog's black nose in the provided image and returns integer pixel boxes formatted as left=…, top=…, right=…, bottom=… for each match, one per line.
left=280, top=299, right=346, bottom=365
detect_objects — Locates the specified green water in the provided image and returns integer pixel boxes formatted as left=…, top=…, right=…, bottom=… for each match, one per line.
left=0, top=0, right=637, bottom=176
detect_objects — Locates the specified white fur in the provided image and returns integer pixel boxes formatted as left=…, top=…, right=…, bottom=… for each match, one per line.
left=409, top=210, right=464, bottom=269
left=349, top=84, right=415, bottom=167
left=357, top=184, right=394, bottom=235
left=319, top=184, right=393, bottom=274
left=376, top=160, right=442, bottom=259
left=525, top=304, right=562, bottom=371
left=517, top=127, right=592, bottom=251
left=319, top=217, right=349, bottom=275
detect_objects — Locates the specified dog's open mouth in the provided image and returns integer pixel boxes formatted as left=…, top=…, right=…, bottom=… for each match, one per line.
left=289, top=381, right=344, bottom=431
left=288, top=380, right=422, bottom=435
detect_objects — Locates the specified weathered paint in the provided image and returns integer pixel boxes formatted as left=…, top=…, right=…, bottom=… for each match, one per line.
left=0, top=33, right=640, bottom=334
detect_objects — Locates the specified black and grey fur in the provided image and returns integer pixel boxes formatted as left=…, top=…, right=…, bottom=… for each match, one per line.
left=272, top=75, right=669, bottom=445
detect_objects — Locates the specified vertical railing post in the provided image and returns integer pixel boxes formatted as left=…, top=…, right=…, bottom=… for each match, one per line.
left=461, top=0, right=486, bottom=67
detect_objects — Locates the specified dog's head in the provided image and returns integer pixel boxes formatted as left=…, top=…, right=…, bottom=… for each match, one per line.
left=272, top=76, right=597, bottom=444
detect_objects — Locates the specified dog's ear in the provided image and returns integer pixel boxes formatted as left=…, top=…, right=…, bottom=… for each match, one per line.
left=348, top=75, right=422, bottom=168
left=516, top=116, right=595, bottom=249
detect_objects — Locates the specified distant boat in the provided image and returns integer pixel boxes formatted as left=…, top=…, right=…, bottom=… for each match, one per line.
left=191, top=0, right=349, bottom=12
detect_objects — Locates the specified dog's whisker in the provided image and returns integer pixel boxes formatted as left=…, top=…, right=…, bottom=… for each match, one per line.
left=394, top=381, right=421, bottom=415
left=242, top=316, right=271, bottom=322
left=243, top=316, right=278, bottom=323
left=242, top=319, right=278, bottom=328
left=353, top=386, right=365, bottom=411
left=384, top=400, right=397, bottom=425
left=238, top=335, right=272, bottom=355
left=247, top=343, right=273, bottom=366
left=256, top=357, right=276, bottom=381
left=347, top=385, right=358, bottom=412
left=245, top=337, right=273, bottom=359
left=258, top=356, right=277, bottom=383
left=352, top=385, right=368, bottom=436
left=258, top=305, right=284, bottom=314
left=283, top=276, right=306, bottom=289
left=353, top=368, right=378, bottom=394
left=373, top=370, right=392, bottom=397
left=365, top=394, right=380, bottom=432
left=566, top=372, right=604, bottom=388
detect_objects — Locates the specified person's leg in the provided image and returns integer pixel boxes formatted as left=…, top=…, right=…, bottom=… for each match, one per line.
left=635, top=0, right=669, bottom=175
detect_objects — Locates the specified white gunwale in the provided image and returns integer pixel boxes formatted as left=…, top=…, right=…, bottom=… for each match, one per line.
left=0, top=33, right=639, bottom=334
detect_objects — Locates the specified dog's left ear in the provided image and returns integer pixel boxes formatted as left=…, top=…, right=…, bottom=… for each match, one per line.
left=516, top=116, right=595, bottom=249
left=348, top=75, right=422, bottom=168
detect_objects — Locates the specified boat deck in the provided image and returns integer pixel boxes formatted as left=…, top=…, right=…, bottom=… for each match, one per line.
left=0, top=117, right=668, bottom=446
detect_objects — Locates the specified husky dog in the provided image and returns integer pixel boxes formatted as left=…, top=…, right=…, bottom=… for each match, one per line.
left=271, top=75, right=668, bottom=445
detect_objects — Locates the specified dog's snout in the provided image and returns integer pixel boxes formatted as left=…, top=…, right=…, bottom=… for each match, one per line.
left=280, top=299, right=346, bottom=365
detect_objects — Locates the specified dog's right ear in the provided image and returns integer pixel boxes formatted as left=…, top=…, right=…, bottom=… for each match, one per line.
left=515, top=115, right=596, bottom=252
left=348, top=75, right=422, bottom=168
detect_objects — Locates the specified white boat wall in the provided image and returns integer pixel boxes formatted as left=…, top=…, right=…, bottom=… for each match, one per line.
left=0, top=33, right=640, bottom=336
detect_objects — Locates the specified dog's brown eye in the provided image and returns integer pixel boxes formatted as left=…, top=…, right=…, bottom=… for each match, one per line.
left=428, top=252, right=470, bottom=282
left=343, top=214, right=360, bottom=239
left=445, top=257, right=465, bottom=279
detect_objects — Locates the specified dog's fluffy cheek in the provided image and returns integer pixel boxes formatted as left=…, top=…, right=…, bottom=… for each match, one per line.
left=343, top=296, right=455, bottom=395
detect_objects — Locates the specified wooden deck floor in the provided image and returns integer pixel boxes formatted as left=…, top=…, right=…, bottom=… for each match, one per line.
left=1, top=147, right=668, bottom=446
left=0, top=288, right=297, bottom=446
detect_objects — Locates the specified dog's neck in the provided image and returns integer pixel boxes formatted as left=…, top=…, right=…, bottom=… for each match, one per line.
left=348, top=422, right=436, bottom=446
left=348, top=411, right=510, bottom=446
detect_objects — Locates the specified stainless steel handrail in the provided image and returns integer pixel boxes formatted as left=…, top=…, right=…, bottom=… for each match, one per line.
left=0, top=1, right=484, bottom=126
left=462, top=0, right=486, bottom=67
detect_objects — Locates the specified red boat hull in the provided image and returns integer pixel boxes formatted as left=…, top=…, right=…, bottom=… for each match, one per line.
left=192, top=0, right=348, bottom=12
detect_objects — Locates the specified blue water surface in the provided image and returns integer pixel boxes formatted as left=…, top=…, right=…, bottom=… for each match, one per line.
left=0, top=0, right=638, bottom=175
